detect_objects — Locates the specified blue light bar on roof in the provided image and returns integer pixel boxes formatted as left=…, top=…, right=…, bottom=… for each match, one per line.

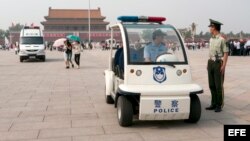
left=118, top=16, right=139, bottom=22
left=118, top=16, right=166, bottom=23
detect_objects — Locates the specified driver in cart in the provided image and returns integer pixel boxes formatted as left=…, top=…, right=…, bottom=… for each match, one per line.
left=144, top=29, right=168, bottom=62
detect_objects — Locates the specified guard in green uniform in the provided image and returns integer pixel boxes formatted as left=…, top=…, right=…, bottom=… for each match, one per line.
left=206, top=19, right=229, bottom=112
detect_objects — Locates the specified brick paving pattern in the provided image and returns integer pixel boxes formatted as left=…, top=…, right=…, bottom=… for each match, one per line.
left=0, top=49, right=249, bottom=141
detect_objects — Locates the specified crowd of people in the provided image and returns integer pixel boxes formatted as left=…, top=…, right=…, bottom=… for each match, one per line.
left=185, top=42, right=209, bottom=50
left=227, top=39, right=250, bottom=56
left=0, top=43, right=20, bottom=54
left=184, top=39, right=250, bottom=56
left=0, top=44, right=11, bottom=51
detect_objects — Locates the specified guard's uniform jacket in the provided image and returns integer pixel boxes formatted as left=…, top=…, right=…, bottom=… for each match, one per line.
left=208, top=34, right=229, bottom=109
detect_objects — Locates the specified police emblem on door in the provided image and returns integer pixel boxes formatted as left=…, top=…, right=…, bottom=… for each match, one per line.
left=153, top=66, right=167, bottom=83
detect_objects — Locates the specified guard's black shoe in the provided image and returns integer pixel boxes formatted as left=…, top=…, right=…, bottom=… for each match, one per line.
left=215, top=106, right=222, bottom=112
left=205, top=105, right=216, bottom=110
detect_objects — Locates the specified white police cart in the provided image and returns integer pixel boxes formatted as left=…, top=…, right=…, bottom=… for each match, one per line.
left=104, top=16, right=203, bottom=127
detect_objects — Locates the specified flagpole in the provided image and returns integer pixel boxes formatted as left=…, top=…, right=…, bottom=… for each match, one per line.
left=88, top=0, right=91, bottom=43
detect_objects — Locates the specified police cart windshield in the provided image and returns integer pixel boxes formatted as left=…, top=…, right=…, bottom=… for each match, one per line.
left=124, top=24, right=187, bottom=65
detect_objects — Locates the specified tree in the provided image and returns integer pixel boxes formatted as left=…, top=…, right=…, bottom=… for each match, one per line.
left=228, top=31, right=234, bottom=36
left=5, top=30, right=9, bottom=39
left=179, top=28, right=192, bottom=39
left=185, top=30, right=192, bottom=38
left=9, top=23, right=24, bottom=31
left=0, top=29, right=5, bottom=38
left=199, top=31, right=203, bottom=37
left=142, top=29, right=153, bottom=41
left=203, top=32, right=211, bottom=39
left=240, top=31, right=245, bottom=39
left=0, top=29, right=10, bottom=40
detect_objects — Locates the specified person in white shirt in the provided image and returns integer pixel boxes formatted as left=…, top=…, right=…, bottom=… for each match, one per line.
left=72, top=41, right=82, bottom=69
left=236, top=41, right=240, bottom=55
left=244, top=40, right=250, bottom=56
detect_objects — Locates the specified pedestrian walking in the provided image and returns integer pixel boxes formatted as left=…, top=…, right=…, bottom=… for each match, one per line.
left=72, top=41, right=82, bottom=69
left=81, top=43, right=86, bottom=50
left=236, top=40, right=240, bottom=56
left=89, top=42, right=93, bottom=50
left=13, top=44, right=18, bottom=55
left=244, top=40, right=250, bottom=56
left=240, top=40, right=245, bottom=56
left=64, top=40, right=74, bottom=69
left=229, top=40, right=234, bottom=56
left=206, top=19, right=229, bottom=112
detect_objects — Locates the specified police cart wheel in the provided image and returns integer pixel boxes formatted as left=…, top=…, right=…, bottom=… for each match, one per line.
left=185, top=94, right=201, bottom=123
left=117, top=96, right=133, bottom=127
left=105, top=87, right=114, bottom=104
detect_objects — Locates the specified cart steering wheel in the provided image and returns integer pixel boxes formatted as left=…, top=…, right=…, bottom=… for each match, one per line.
left=156, top=52, right=179, bottom=62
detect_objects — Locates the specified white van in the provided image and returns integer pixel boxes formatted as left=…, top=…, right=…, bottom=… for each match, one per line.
left=19, top=26, right=46, bottom=62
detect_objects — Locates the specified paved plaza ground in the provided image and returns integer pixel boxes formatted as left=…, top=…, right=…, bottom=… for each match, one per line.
left=0, top=49, right=249, bottom=141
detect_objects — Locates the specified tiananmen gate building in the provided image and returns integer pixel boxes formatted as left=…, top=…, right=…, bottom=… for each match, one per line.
left=8, top=7, right=121, bottom=45
left=41, top=7, right=120, bottom=42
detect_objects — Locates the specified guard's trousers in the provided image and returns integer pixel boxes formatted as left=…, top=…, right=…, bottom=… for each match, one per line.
left=207, top=59, right=224, bottom=107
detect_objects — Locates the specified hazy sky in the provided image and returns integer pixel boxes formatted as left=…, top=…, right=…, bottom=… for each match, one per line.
left=1, top=0, right=250, bottom=33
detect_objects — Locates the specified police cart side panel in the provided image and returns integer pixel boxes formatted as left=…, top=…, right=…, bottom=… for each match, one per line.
left=105, top=24, right=127, bottom=99
left=104, top=70, right=114, bottom=96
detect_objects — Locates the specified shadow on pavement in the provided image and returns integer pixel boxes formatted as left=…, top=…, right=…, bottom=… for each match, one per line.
left=22, top=58, right=64, bottom=63
left=82, top=65, right=106, bottom=69
left=45, top=58, right=64, bottom=62
left=130, top=120, right=197, bottom=129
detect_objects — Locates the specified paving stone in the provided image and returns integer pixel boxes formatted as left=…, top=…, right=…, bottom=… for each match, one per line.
left=39, top=127, right=104, bottom=138
left=0, top=130, right=39, bottom=141
left=73, top=133, right=144, bottom=141
left=10, top=121, right=71, bottom=131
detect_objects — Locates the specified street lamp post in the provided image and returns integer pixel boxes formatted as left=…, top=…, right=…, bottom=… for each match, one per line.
left=88, top=0, right=91, bottom=43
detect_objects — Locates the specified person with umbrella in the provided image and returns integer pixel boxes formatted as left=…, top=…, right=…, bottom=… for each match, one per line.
left=66, top=35, right=82, bottom=69
left=64, top=39, right=74, bottom=69
left=72, top=41, right=82, bottom=69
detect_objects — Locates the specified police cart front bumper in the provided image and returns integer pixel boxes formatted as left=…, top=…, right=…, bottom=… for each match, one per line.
left=118, top=84, right=203, bottom=120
